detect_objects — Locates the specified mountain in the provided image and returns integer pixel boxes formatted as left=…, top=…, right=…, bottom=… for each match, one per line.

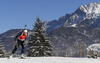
left=47, top=3, right=100, bottom=32
left=0, top=3, right=100, bottom=57
left=64, top=3, right=100, bottom=28
left=47, top=3, right=100, bottom=57
left=49, top=27, right=100, bottom=57
left=47, top=14, right=71, bottom=32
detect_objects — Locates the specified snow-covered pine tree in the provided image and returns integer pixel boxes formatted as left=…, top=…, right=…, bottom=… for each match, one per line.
left=27, top=17, right=52, bottom=57
left=0, top=40, right=5, bottom=57
left=87, top=48, right=98, bottom=58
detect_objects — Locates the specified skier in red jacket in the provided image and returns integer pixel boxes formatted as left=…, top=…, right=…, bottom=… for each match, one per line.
left=9, top=29, right=28, bottom=59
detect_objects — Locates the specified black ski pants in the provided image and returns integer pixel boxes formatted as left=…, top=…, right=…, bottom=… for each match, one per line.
left=12, top=39, right=25, bottom=54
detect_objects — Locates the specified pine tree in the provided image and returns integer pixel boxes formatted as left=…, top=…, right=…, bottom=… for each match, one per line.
left=87, top=48, right=98, bottom=58
left=27, top=17, right=52, bottom=57
left=0, top=40, right=5, bottom=57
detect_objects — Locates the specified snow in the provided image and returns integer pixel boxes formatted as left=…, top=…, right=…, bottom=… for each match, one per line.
left=10, top=35, right=15, bottom=38
left=87, top=43, right=100, bottom=52
left=82, top=3, right=100, bottom=14
left=71, top=24, right=77, bottom=27
left=80, top=3, right=100, bottom=19
left=0, top=57, right=100, bottom=63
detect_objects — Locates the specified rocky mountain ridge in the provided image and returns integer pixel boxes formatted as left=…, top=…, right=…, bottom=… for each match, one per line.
left=47, top=3, right=100, bottom=32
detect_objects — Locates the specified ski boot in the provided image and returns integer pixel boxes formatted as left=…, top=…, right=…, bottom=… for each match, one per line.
left=20, top=54, right=25, bottom=59
left=8, top=54, right=13, bottom=59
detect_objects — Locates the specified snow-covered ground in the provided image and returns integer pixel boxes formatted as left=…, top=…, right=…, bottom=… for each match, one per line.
left=0, top=57, right=100, bottom=63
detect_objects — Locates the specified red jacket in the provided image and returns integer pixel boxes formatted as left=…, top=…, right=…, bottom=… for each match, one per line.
left=15, top=31, right=28, bottom=41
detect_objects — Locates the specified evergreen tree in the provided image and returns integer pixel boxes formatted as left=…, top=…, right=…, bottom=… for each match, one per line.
left=87, top=48, right=98, bottom=58
left=0, top=40, right=5, bottom=57
left=27, top=17, right=52, bottom=57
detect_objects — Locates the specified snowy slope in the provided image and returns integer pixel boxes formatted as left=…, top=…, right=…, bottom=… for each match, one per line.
left=0, top=57, right=100, bottom=63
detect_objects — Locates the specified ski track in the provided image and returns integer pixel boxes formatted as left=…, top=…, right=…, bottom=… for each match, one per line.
left=0, top=57, right=100, bottom=63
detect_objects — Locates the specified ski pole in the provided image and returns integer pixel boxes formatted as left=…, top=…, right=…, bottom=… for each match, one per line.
left=24, top=25, right=27, bottom=29
left=7, top=41, right=16, bottom=47
left=21, top=25, right=27, bottom=32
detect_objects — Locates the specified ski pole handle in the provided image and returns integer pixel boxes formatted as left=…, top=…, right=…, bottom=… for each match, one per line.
left=24, top=25, right=27, bottom=29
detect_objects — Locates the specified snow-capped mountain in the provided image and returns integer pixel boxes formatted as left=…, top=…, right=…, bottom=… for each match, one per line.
left=47, top=3, right=100, bottom=32
left=65, top=3, right=100, bottom=27
left=47, top=3, right=100, bottom=57
left=76, top=3, right=100, bottom=17
left=64, top=3, right=100, bottom=27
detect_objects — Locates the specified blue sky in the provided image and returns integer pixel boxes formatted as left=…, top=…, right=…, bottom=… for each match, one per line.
left=0, top=0, right=100, bottom=34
